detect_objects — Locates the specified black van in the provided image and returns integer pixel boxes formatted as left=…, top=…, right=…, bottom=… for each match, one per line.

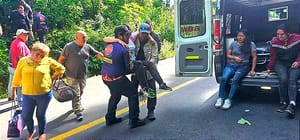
left=213, top=0, right=300, bottom=90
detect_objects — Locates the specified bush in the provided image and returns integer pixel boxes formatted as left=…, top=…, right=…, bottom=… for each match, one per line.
left=160, top=40, right=175, bottom=60
left=0, top=38, right=9, bottom=98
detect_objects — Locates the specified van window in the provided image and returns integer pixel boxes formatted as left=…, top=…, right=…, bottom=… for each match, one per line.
left=180, top=0, right=206, bottom=38
left=268, top=6, right=288, bottom=21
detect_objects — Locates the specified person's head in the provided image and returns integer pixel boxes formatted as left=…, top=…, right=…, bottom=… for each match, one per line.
left=236, top=29, right=249, bottom=44
left=35, top=8, right=41, bottom=14
left=16, top=29, right=29, bottom=42
left=237, top=29, right=251, bottom=54
left=114, top=25, right=132, bottom=44
left=30, top=42, right=50, bottom=63
left=138, top=23, right=151, bottom=41
left=75, top=31, right=87, bottom=47
left=276, top=24, right=291, bottom=41
left=17, top=5, right=24, bottom=14
left=20, top=0, right=27, bottom=6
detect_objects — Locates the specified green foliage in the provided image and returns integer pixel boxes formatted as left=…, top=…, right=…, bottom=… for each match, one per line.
left=160, top=40, right=175, bottom=60
left=0, top=39, right=9, bottom=97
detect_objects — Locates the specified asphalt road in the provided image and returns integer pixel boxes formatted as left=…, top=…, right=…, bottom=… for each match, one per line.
left=1, top=57, right=299, bottom=140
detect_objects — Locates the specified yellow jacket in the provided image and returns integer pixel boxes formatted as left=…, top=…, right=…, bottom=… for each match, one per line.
left=12, top=56, right=65, bottom=95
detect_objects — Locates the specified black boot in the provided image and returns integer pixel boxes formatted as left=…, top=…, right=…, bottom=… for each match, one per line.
left=129, top=118, right=146, bottom=128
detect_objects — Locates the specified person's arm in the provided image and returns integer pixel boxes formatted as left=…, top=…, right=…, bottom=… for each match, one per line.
left=226, top=49, right=242, bottom=63
left=266, top=46, right=276, bottom=72
left=95, top=52, right=104, bottom=59
left=0, top=24, right=2, bottom=36
left=103, top=37, right=128, bottom=47
left=250, top=51, right=257, bottom=76
left=49, top=57, right=65, bottom=79
left=58, top=55, right=65, bottom=64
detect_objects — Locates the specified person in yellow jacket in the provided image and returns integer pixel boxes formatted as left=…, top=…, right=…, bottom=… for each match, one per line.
left=11, top=42, right=65, bottom=140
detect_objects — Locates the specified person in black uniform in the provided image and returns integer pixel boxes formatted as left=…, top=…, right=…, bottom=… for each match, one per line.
left=101, top=25, right=146, bottom=128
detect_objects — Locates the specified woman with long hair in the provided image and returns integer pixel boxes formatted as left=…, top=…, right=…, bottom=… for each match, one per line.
left=215, top=29, right=257, bottom=110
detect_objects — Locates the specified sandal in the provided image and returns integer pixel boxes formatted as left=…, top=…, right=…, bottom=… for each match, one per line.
left=38, top=134, right=47, bottom=140
left=26, top=129, right=36, bottom=140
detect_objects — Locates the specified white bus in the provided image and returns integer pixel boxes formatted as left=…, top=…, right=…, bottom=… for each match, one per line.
left=175, top=0, right=300, bottom=88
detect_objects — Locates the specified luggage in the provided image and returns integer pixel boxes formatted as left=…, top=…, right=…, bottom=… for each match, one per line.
left=52, top=79, right=76, bottom=102
left=7, top=102, right=24, bottom=138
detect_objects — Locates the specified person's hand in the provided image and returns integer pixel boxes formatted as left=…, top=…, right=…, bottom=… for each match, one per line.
left=249, top=70, right=256, bottom=76
left=118, top=40, right=128, bottom=48
left=234, top=56, right=242, bottom=63
left=265, top=69, right=271, bottom=73
left=148, top=35, right=156, bottom=46
left=291, top=61, right=300, bottom=68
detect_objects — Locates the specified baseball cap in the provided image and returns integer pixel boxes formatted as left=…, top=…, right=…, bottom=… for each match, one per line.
left=16, top=29, right=29, bottom=36
left=139, top=23, right=150, bottom=33
left=114, top=25, right=132, bottom=37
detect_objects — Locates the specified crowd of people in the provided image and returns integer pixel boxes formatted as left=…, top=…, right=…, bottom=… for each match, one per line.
left=5, top=1, right=173, bottom=139
left=3, top=1, right=300, bottom=140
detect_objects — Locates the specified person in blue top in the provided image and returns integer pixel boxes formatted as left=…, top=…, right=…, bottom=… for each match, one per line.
left=215, top=29, right=257, bottom=110
left=33, top=8, right=48, bottom=43
left=101, top=25, right=146, bottom=128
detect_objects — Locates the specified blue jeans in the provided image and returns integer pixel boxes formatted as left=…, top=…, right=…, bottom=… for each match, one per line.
left=275, top=61, right=299, bottom=102
left=218, top=64, right=249, bottom=99
left=22, top=91, right=52, bottom=135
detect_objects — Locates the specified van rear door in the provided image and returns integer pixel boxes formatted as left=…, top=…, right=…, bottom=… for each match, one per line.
left=175, top=0, right=213, bottom=77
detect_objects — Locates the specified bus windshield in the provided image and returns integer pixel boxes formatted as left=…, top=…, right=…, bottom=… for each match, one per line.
left=180, top=0, right=206, bottom=38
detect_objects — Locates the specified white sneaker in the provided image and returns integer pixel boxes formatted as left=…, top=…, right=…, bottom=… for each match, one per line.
left=214, top=98, right=224, bottom=108
left=222, top=99, right=232, bottom=110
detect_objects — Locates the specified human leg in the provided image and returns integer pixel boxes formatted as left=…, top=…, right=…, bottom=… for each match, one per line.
left=103, top=80, right=122, bottom=121
left=147, top=78, right=156, bottom=121
left=227, top=65, right=249, bottom=99
left=35, top=91, right=52, bottom=136
left=67, top=77, right=85, bottom=121
left=285, top=67, right=299, bottom=118
left=22, top=95, right=36, bottom=137
left=215, top=64, right=235, bottom=108
left=275, top=63, right=289, bottom=112
left=132, top=61, right=149, bottom=89
left=142, top=61, right=172, bottom=90
left=275, top=63, right=289, bottom=103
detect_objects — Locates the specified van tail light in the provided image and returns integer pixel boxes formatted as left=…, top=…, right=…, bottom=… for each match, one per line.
left=214, top=19, right=221, bottom=50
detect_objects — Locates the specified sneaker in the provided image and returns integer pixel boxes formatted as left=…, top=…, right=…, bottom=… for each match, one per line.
left=147, top=111, right=156, bottom=121
left=214, top=98, right=224, bottom=108
left=276, top=102, right=288, bottom=113
left=222, top=99, right=232, bottom=110
left=76, top=113, right=83, bottom=122
left=129, top=118, right=146, bottom=128
left=159, top=83, right=172, bottom=91
left=285, top=104, right=295, bottom=119
left=106, top=117, right=122, bottom=126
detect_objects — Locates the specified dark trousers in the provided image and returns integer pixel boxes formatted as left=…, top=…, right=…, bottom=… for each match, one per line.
left=103, top=76, right=139, bottom=120
left=132, top=60, right=164, bottom=87
left=275, top=62, right=299, bottom=102
left=132, top=74, right=157, bottom=112
left=36, top=30, right=47, bottom=43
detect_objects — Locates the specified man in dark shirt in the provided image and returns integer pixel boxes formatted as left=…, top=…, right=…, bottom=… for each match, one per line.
left=10, top=5, right=30, bottom=33
left=101, top=25, right=146, bottom=128
left=33, top=9, right=48, bottom=43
